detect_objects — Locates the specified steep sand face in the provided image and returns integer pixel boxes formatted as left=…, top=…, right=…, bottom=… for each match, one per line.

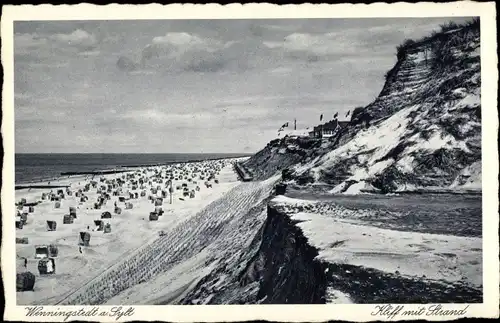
left=244, top=23, right=481, bottom=195
left=101, top=177, right=277, bottom=305
left=15, top=160, right=242, bottom=305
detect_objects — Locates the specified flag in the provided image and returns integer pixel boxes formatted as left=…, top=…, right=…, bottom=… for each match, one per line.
left=320, top=114, right=323, bottom=121
left=333, top=112, right=338, bottom=119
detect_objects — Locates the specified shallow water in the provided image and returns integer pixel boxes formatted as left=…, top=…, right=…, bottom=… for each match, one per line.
left=15, top=153, right=250, bottom=184
left=286, top=190, right=482, bottom=237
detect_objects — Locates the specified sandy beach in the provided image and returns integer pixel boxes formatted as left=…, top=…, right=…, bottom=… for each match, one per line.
left=15, top=158, right=244, bottom=305
left=269, top=195, right=482, bottom=303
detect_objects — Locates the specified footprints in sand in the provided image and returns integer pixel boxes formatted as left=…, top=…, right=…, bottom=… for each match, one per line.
left=328, top=240, right=348, bottom=248
left=354, top=251, right=413, bottom=260
left=435, top=252, right=457, bottom=259
left=407, top=243, right=435, bottom=252
left=408, top=246, right=459, bottom=260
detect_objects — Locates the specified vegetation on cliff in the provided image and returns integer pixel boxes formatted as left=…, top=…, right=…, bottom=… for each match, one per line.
left=245, top=19, right=481, bottom=194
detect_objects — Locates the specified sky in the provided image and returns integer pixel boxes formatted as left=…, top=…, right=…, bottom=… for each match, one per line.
left=14, top=17, right=472, bottom=153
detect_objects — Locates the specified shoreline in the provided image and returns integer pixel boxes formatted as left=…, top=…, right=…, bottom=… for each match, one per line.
left=15, top=185, right=71, bottom=190
left=15, top=155, right=252, bottom=187
left=286, top=183, right=482, bottom=197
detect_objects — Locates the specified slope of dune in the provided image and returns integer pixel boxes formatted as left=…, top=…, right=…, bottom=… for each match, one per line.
left=245, top=21, right=481, bottom=195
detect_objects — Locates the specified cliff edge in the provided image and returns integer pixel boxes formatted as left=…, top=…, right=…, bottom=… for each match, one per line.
left=245, top=20, right=481, bottom=195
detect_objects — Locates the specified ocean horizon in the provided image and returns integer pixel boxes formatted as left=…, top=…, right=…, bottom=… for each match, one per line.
left=15, top=153, right=252, bottom=184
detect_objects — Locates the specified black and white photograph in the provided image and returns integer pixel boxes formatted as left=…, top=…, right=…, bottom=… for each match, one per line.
left=2, top=2, right=498, bottom=321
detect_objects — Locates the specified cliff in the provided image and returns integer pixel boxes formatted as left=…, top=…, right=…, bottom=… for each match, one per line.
left=245, top=20, right=481, bottom=194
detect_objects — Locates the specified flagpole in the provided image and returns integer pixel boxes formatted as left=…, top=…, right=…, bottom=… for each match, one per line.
left=321, top=114, right=323, bottom=138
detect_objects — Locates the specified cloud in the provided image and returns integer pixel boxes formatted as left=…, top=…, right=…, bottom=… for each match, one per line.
left=79, top=50, right=101, bottom=57
left=282, top=33, right=336, bottom=54
left=15, top=29, right=100, bottom=72
left=117, top=56, right=139, bottom=71
left=115, top=32, right=245, bottom=74
left=262, top=19, right=468, bottom=63
left=138, top=32, right=234, bottom=72
left=120, top=109, right=215, bottom=128
left=152, top=32, right=208, bottom=48
left=263, top=31, right=369, bottom=63
left=16, top=29, right=98, bottom=53
left=49, top=29, right=97, bottom=50
left=15, top=33, right=48, bottom=50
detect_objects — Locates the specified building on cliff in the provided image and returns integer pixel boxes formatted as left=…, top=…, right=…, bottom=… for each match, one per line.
left=308, top=119, right=349, bottom=138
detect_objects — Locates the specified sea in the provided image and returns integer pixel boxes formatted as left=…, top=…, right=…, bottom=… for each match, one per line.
left=15, top=153, right=250, bottom=184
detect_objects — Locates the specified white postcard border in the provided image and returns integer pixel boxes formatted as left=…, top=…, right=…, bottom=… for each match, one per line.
left=2, top=2, right=498, bottom=322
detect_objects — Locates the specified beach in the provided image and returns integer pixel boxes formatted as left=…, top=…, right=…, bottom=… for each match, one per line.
left=14, top=156, right=483, bottom=305
left=15, top=158, right=246, bottom=305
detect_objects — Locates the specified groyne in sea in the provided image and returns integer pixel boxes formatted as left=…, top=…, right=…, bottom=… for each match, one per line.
left=15, top=185, right=70, bottom=191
